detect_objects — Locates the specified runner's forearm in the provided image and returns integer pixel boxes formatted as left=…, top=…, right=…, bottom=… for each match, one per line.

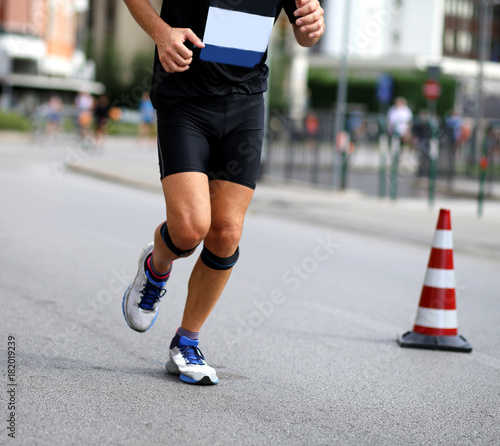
left=122, top=0, right=170, bottom=43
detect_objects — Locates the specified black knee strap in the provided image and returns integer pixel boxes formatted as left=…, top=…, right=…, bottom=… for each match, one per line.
left=201, top=245, right=240, bottom=271
left=160, top=222, right=198, bottom=258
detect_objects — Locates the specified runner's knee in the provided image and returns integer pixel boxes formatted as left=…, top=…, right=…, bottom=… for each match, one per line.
left=160, top=221, right=206, bottom=257
left=205, top=223, right=242, bottom=254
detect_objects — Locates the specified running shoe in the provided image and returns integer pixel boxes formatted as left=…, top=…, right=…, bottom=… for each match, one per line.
left=165, top=336, right=219, bottom=385
left=122, top=242, right=166, bottom=332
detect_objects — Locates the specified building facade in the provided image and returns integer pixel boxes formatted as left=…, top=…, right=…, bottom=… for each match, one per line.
left=0, top=0, right=103, bottom=109
left=88, top=0, right=161, bottom=83
left=315, top=0, right=500, bottom=117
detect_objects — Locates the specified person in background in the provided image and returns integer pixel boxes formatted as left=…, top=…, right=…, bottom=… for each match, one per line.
left=305, top=110, right=320, bottom=150
left=93, top=94, right=110, bottom=149
left=387, top=97, right=413, bottom=144
left=45, top=95, right=63, bottom=138
left=138, top=92, right=156, bottom=148
left=445, top=109, right=463, bottom=148
left=75, top=91, right=94, bottom=140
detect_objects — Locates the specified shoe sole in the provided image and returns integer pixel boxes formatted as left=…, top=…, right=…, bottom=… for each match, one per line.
left=180, top=374, right=218, bottom=385
left=166, top=360, right=218, bottom=385
left=122, top=243, right=156, bottom=333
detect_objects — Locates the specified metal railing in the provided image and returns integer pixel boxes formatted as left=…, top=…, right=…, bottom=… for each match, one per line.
left=264, top=110, right=500, bottom=210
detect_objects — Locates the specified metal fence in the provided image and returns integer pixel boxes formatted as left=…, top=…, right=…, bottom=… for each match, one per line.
left=264, top=109, right=500, bottom=199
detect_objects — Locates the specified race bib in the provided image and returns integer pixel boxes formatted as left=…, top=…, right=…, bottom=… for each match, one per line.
left=200, top=1, right=277, bottom=68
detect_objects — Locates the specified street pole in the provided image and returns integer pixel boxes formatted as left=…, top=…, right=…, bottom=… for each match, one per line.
left=333, top=0, right=351, bottom=189
left=472, top=1, right=491, bottom=171
left=428, top=121, right=439, bottom=208
left=478, top=128, right=489, bottom=218
left=474, top=0, right=492, bottom=215
left=0, top=48, right=12, bottom=111
left=378, top=130, right=388, bottom=198
left=389, top=134, right=400, bottom=200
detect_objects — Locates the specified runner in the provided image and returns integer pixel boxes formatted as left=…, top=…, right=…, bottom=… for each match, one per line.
left=93, top=94, right=111, bottom=149
left=122, top=0, right=325, bottom=385
left=138, top=92, right=156, bottom=148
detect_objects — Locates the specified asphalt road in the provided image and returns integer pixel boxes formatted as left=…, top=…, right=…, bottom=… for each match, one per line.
left=1, top=144, right=499, bottom=445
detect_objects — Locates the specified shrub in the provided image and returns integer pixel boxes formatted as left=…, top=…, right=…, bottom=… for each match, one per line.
left=308, top=68, right=456, bottom=117
left=0, top=111, right=31, bottom=132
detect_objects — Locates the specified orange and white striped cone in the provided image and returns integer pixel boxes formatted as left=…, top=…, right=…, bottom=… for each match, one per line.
left=398, top=208, right=472, bottom=353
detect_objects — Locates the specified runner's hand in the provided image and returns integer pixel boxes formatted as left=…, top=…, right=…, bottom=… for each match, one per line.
left=155, top=25, right=205, bottom=73
left=294, top=0, right=325, bottom=40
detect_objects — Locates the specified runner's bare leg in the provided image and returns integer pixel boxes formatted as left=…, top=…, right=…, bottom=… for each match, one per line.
left=181, top=180, right=254, bottom=332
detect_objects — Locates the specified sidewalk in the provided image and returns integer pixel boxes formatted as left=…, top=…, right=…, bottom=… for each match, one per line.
left=66, top=136, right=500, bottom=262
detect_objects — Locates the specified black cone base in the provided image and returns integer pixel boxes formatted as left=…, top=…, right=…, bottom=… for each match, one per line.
left=398, top=331, right=472, bottom=353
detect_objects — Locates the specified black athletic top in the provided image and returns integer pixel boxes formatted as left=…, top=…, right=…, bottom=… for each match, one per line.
left=150, top=0, right=297, bottom=109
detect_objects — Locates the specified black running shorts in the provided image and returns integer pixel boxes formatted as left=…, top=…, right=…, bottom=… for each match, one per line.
left=156, top=93, right=265, bottom=189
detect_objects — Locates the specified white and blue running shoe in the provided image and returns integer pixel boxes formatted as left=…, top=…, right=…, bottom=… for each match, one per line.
left=122, top=243, right=166, bottom=333
left=166, top=336, right=219, bottom=385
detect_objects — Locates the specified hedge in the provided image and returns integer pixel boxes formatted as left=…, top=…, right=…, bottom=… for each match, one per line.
left=0, top=111, right=32, bottom=132
left=308, top=69, right=457, bottom=117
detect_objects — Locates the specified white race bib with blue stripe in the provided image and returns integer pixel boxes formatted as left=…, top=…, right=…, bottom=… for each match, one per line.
left=201, top=2, right=277, bottom=68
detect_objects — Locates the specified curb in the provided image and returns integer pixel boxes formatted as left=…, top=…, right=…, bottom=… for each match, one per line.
left=66, top=163, right=161, bottom=193
left=412, top=177, right=500, bottom=200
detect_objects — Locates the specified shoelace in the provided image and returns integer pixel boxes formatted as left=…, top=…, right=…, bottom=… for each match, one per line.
left=138, top=281, right=166, bottom=311
left=179, top=345, right=205, bottom=365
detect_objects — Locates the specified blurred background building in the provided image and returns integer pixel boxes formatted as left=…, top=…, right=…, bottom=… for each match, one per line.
left=314, top=0, right=500, bottom=118
left=1, top=0, right=500, bottom=120
left=82, top=0, right=162, bottom=108
left=1, top=0, right=498, bottom=196
left=87, top=0, right=161, bottom=83
left=0, top=0, right=103, bottom=111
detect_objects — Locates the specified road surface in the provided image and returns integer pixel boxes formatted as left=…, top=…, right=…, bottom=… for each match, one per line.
left=1, top=143, right=499, bottom=445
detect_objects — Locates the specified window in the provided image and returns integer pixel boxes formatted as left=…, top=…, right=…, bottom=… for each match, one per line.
left=456, top=30, right=472, bottom=54
left=444, top=29, right=455, bottom=53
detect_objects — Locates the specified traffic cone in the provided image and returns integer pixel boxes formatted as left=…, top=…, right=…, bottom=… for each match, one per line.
left=398, top=209, right=472, bottom=353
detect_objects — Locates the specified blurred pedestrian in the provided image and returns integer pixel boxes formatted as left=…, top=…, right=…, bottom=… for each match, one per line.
left=387, top=97, right=413, bottom=144
left=305, top=111, right=319, bottom=150
left=445, top=109, right=463, bottom=147
left=347, top=110, right=365, bottom=144
left=75, top=91, right=94, bottom=140
left=138, top=92, right=156, bottom=148
left=93, top=94, right=110, bottom=149
left=413, top=109, right=432, bottom=177
left=45, top=95, right=63, bottom=138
